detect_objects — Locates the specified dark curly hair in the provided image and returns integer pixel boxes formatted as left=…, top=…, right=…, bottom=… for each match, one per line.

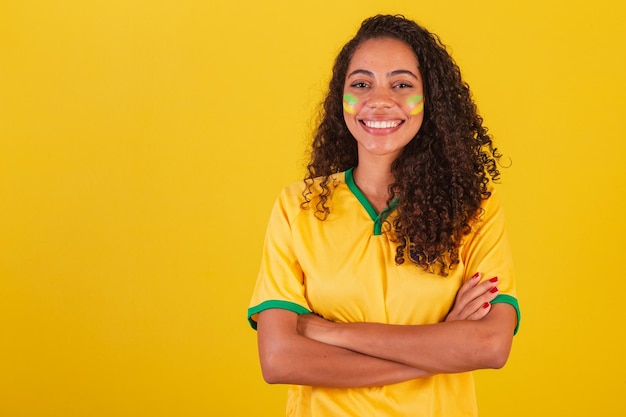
left=303, top=14, right=502, bottom=275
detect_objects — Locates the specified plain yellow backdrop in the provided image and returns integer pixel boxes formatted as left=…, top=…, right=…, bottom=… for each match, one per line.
left=1, top=0, right=625, bottom=416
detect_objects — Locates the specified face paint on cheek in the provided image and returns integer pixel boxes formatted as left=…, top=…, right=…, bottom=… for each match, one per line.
left=406, top=95, right=424, bottom=115
left=343, top=93, right=358, bottom=114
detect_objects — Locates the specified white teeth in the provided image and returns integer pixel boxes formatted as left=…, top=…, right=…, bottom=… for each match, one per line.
left=364, top=120, right=400, bottom=129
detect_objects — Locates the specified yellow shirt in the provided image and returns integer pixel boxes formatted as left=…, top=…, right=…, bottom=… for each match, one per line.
left=248, top=169, right=520, bottom=417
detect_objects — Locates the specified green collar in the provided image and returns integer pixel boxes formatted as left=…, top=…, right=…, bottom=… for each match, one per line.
left=345, top=168, right=398, bottom=235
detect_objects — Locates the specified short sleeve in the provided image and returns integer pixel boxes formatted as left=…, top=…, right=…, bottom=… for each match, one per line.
left=247, top=187, right=312, bottom=330
left=461, top=187, right=521, bottom=334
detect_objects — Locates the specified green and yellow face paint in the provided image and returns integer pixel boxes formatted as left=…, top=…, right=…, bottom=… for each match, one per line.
left=406, top=94, right=424, bottom=115
left=343, top=93, right=358, bottom=114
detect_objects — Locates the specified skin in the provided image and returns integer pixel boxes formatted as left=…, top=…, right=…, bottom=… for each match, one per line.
left=342, top=38, right=426, bottom=212
left=297, top=279, right=515, bottom=374
left=407, top=94, right=424, bottom=115
left=259, top=273, right=514, bottom=387
left=342, top=93, right=359, bottom=114
left=256, top=37, right=517, bottom=388
left=343, top=38, right=425, bottom=166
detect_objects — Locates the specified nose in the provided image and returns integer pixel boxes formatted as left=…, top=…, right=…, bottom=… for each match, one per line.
left=366, top=88, right=393, bottom=109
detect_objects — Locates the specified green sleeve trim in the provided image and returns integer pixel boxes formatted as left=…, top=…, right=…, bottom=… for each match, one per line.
left=247, top=300, right=312, bottom=330
left=491, top=294, right=521, bottom=335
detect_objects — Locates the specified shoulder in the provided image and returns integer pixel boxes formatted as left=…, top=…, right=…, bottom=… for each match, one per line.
left=276, top=172, right=346, bottom=205
left=479, top=183, right=504, bottom=214
left=273, top=172, right=347, bottom=220
left=471, top=183, right=508, bottom=235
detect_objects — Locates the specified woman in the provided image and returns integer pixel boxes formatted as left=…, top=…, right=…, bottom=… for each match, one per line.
left=248, top=14, right=520, bottom=416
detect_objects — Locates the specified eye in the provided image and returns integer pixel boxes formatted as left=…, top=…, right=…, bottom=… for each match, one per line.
left=351, top=82, right=369, bottom=88
left=394, top=82, right=413, bottom=89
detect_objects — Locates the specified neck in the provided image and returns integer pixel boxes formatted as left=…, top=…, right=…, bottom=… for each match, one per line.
left=352, top=160, right=395, bottom=213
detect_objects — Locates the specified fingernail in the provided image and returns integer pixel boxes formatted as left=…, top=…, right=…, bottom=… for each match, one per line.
left=489, top=287, right=499, bottom=293
left=489, top=276, right=498, bottom=283
left=482, top=302, right=490, bottom=309
left=471, top=272, right=480, bottom=279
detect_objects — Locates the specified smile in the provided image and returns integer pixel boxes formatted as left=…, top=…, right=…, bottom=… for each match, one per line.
left=361, top=120, right=403, bottom=129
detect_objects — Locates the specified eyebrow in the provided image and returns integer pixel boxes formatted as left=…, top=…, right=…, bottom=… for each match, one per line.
left=347, top=69, right=419, bottom=79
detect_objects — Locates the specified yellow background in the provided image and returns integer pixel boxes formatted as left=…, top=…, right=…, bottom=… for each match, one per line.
left=1, top=1, right=624, bottom=416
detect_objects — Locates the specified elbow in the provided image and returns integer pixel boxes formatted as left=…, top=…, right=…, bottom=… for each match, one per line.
left=260, top=362, right=283, bottom=385
left=259, top=346, right=292, bottom=384
left=485, top=347, right=510, bottom=369
left=261, top=369, right=281, bottom=385
left=474, top=305, right=517, bottom=370
left=259, top=355, right=281, bottom=384
left=480, top=333, right=513, bottom=369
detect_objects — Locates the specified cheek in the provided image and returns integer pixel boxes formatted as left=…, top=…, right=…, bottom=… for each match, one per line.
left=343, top=93, right=359, bottom=115
left=406, top=95, right=424, bottom=116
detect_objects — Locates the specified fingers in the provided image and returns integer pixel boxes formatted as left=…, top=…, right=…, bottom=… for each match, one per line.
left=445, top=273, right=500, bottom=322
left=465, top=300, right=492, bottom=321
left=468, top=274, right=499, bottom=303
left=454, top=272, right=481, bottom=300
left=463, top=273, right=498, bottom=299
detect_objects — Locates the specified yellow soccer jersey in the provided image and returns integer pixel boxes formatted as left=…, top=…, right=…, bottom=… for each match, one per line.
left=248, top=168, right=520, bottom=417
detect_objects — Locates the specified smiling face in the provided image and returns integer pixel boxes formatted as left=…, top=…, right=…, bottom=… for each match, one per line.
left=343, top=37, right=424, bottom=162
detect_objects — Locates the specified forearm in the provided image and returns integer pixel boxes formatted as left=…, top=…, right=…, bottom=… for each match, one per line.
left=322, top=321, right=498, bottom=374
left=301, top=304, right=517, bottom=374
left=257, top=309, right=433, bottom=388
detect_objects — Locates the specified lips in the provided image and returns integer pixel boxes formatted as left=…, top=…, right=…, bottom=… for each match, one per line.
left=360, top=119, right=403, bottom=129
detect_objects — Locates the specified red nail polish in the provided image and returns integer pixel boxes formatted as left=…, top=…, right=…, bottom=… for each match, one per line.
left=482, top=302, right=490, bottom=309
left=489, top=277, right=498, bottom=283
left=471, top=272, right=480, bottom=279
left=489, top=287, right=499, bottom=293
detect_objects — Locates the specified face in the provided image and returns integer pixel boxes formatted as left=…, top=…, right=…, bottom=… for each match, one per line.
left=343, top=37, right=424, bottom=161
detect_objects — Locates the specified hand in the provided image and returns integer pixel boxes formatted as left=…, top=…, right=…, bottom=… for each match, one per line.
left=445, top=272, right=500, bottom=322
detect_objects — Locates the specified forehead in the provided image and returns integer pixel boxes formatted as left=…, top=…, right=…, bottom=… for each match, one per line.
left=348, top=38, right=419, bottom=72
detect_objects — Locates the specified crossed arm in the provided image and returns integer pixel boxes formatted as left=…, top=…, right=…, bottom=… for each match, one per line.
left=256, top=273, right=517, bottom=388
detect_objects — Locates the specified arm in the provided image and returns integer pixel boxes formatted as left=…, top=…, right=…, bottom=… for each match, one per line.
left=445, top=272, right=500, bottom=322
left=256, top=308, right=433, bottom=388
left=251, top=190, right=433, bottom=387
left=297, top=303, right=517, bottom=374
left=298, top=274, right=517, bottom=374
left=256, top=273, right=501, bottom=387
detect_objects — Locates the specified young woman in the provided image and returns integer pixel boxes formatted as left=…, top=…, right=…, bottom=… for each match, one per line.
left=248, top=14, right=520, bottom=416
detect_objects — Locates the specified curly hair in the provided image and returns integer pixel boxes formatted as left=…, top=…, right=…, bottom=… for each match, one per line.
left=303, top=14, right=502, bottom=275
